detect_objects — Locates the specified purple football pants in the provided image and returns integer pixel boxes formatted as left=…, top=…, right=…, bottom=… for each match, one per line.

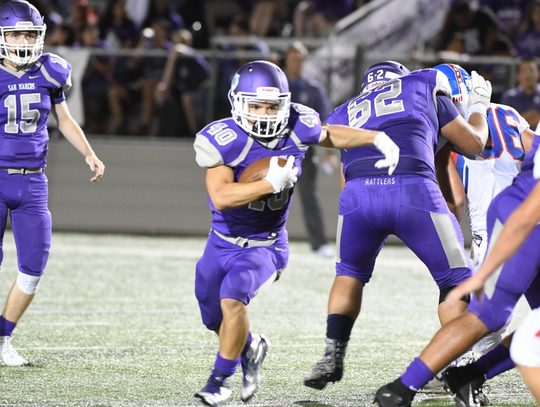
left=336, top=175, right=472, bottom=288
left=195, top=230, right=289, bottom=331
left=0, top=170, right=51, bottom=276
left=469, top=184, right=540, bottom=332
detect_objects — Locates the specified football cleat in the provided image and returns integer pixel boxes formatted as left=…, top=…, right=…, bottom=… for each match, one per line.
left=303, top=338, right=347, bottom=390
left=194, top=369, right=233, bottom=406
left=241, top=333, right=270, bottom=402
left=443, top=366, right=490, bottom=407
left=374, top=378, right=416, bottom=407
left=0, top=336, right=29, bottom=367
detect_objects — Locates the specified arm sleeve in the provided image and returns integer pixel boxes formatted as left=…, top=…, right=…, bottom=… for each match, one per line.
left=51, top=88, right=66, bottom=104
left=194, top=135, right=224, bottom=168
left=437, top=95, right=460, bottom=128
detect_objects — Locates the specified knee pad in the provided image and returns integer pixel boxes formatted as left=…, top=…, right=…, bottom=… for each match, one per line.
left=439, top=286, right=471, bottom=304
left=17, top=272, right=43, bottom=295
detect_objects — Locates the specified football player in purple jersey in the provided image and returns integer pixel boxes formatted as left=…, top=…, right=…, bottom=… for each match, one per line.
left=0, top=1, right=105, bottom=367
left=429, top=63, right=536, bottom=405
left=193, top=59, right=400, bottom=406
left=443, top=151, right=540, bottom=404
left=415, top=63, right=538, bottom=406
left=375, top=131, right=540, bottom=407
left=302, top=61, right=492, bottom=394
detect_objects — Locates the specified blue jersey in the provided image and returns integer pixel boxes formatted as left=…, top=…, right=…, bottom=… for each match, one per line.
left=327, top=69, right=457, bottom=182
left=451, top=104, right=528, bottom=235
left=0, top=53, right=72, bottom=168
left=194, top=103, right=322, bottom=238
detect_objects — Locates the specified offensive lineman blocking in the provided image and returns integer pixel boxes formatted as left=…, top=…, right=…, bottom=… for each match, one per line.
left=303, top=61, right=492, bottom=392
left=0, top=0, right=105, bottom=366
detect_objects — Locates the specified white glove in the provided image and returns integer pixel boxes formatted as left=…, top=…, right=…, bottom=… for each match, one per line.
left=264, top=156, right=298, bottom=193
left=373, top=132, right=400, bottom=175
left=534, top=146, right=540, bottom=180
left=468, top=71, right=492, bottom=116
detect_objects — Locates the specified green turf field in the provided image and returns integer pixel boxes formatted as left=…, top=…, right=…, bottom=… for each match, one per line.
left=0, top=232, right=535, bottom=406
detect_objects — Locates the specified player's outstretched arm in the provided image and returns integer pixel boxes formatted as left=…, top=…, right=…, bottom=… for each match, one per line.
left=318, top=124, right=378, bottom=149
left=206, top=157, right=297, bottom=211
left=52, top=101, right=105, bottom=182
left=319, top=125, right=399, bottom=175
left=446, top=178, right=540, bottom=305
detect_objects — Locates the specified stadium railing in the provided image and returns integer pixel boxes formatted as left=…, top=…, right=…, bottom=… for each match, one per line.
left=46, top=44, right=524, bottom=139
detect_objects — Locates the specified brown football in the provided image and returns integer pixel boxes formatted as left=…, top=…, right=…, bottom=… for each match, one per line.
left=238, top=157, right=287, bottom=183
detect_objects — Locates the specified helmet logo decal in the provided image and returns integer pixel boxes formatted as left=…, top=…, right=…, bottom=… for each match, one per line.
left=231, top=73, right=240, bottom=91
left=363, top=80, right=387, bottom=92
left=257, top=87, right=279, bottom=93
left=450, top=64, right=464, bottom=86
left=15, top=21, right=34, bottom=27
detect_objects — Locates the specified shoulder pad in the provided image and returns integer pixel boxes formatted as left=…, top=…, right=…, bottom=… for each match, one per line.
left=289, top=103, right=322, bottom=144
left=492, top=103, right=530, bottom=134
left=38, top=53, right=72, bottom=90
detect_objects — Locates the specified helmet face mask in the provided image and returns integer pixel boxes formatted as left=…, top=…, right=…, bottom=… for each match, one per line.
left=433, top=63, right=472, bottom=112
left=229, top=61, right=291, bottom=139
left=361, top=61, right=410, bottom=92
left=0, top=1, right=46, bottom=67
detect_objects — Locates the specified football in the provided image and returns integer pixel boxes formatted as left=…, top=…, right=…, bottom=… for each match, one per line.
left=238, top=157, right=287, bottom=183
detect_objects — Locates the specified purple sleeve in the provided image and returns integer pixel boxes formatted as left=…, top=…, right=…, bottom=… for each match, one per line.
left=51, top=88, right=66, bottom=104
left=437, top=95, right=460, bottom=128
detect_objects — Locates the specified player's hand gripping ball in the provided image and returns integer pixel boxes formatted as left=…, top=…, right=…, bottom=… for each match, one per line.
left=239, top=156, right=298, bottom=193
left=238, top=157, right=287, bottom=183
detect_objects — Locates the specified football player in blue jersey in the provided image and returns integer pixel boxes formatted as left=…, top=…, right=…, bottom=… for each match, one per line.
left=193, top=59, right=400, bottom=406
left=303, top=61, right=493, bottom=393
left=0, top=0, right=105, bottom=367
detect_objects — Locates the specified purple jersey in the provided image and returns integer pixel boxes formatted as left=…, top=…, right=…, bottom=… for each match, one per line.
left=468, top=133, right=540, bottom=332
left=194, top=103, right=322, bottom=239
left=0, top=53, right=72, bottom=168
left=327, top=69, right=457, bottom=182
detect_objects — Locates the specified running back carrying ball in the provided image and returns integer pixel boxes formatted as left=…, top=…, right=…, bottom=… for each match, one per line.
left=238, top=157, right=287, bottom=183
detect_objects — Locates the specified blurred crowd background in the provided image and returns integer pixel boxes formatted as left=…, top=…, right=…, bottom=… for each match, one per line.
left=16, top=0, right=540, bottom=137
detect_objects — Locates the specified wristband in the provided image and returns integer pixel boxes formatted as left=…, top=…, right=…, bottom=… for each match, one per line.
left=468, top=103, right=487, bottom=117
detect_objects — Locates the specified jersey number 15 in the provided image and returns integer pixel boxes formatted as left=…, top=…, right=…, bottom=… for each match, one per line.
left=4, top=93, right=41, bottom=134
